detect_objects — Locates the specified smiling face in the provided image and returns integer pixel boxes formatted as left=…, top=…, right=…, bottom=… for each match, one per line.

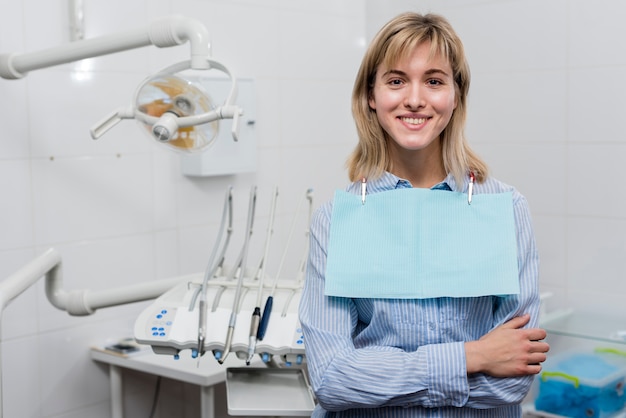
left=368, top=41, right=457, bottom=170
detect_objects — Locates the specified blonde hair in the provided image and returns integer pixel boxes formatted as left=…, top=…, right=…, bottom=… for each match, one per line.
left=347, top=12, right=488, bottom=185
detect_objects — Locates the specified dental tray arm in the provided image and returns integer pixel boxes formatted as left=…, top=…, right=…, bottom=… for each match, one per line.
left=0, top=247, right=197, bottom=317
left=0, top=15, right=211, bottom=79
left=0, top=248, right=62, bottom=320
left=0, top=247, right=201, bottom=418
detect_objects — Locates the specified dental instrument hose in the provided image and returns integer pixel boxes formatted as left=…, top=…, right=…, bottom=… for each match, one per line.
left=219, top=186, right=257, bottom=364
left=258, top=188, right=313, bottom=341
left=191, top=187, right=233, bottom=363
left=246, top=187, right=279, bottom=365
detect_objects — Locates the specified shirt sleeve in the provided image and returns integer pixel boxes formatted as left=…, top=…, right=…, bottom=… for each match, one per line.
left=299, top=203, right=470, bottom=411
left=464, top=191, right=542, bottom=407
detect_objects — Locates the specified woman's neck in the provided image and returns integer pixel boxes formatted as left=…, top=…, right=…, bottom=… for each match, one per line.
left=388, top=146, right=446, bottom=188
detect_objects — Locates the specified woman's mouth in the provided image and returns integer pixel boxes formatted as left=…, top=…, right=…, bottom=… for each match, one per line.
left=400, top=116, right=426, bottom=125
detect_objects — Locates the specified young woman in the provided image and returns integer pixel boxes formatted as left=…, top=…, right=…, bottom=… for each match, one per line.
left=299, top=12, right=549, bottom=417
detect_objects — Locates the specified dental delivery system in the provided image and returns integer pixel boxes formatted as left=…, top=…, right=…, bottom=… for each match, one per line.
left=133, top=186, right=310, bottom=366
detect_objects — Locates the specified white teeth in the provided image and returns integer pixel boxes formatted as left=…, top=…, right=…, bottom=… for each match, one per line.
left=401, top=117, right=425, bottom=125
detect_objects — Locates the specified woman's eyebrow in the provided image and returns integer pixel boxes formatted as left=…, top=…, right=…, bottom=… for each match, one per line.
left=424, top=68, right=452, bottom=77
left=382, top=68, right=452, bottom=78
left=382, top=69, right=407, bottom=77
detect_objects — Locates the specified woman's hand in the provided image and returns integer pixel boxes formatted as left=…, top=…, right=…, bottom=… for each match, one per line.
left=465, top=314, right=550, bottom=377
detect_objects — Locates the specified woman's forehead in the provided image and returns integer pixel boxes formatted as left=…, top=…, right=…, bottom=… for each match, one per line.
left=382, top=38, right=450, bottom=67
left=380, top=41, right=452, bottom=73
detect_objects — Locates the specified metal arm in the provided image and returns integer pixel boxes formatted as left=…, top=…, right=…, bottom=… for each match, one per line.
left=0, top=15, right=211, bottom=79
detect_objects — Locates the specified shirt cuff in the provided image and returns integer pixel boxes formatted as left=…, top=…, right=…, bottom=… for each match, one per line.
left=421, top=341, right=469, bottom=407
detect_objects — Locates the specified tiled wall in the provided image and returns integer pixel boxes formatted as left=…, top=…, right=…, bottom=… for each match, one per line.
left=2, top=0, right=626, bottom=416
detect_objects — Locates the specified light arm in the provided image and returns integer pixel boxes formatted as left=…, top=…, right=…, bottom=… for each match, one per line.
left=0, top=15, right=210, bottom=79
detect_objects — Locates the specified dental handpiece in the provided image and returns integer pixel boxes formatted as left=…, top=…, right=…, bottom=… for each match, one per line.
left=219, top=312, right=237, bottom=364
left=196, top=296, right=207, bottom=366
left=246, top=307, right=261, bottom=365
left=257, top=295, right=273, bottom=341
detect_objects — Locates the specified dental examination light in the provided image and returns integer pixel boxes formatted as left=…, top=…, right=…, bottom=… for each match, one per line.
left=0, top=15, right=243, bottom=153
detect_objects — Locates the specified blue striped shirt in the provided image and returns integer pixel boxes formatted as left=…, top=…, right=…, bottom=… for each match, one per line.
left=299, top=171, right=541, bottom=417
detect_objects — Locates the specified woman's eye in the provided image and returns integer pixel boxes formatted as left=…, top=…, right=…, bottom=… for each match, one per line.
left=388, top=79, right=403, bottom=86
left=427, top=79, right=443, bottom=86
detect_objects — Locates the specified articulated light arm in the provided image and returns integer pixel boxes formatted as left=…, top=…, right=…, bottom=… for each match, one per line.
left=0, top=15, right=210, bottom=79
left=90, top=58, right=242, bottom=143
left=0, top=15, right=243, bottom=152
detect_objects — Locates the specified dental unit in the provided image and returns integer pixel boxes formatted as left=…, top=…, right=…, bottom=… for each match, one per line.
left=0, top=14, right=311, bottom=417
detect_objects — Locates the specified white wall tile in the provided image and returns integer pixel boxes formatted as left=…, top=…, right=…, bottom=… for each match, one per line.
left=175, top=174, right=244, bottom=228
left=567, top=144, right=626, bottom=218
left=0, top=249, right=39, bottom=340
left=22, top=1, right=66, bottom=51
left=37, top=321, right=126, bottom=416
left=254, top=79, right=283, bottom=149
left=567, top=288, right=626, bottom=318
left=0, top=160, right=34, bottom=250
left=569, top=67, right=626, bottom=143
left=0, top=0, right=24, bottom=51
left=187, top=3, right=282, bottom=79
left=569, top=0, right=626, bottom=68
left=155, top=229, right=180, bottom=278
left=1, top=336, right=41, bottom=418
left=472, top=142, right=567, bottom=216
left=277, top=10, right=364, bottom=81
left=31, top=155, right=154, bottom=245
left=445, top=0, right=568, bottom=72
left=533, top=215, right=567, bottom=289
left=280, top=0, right=365, bottom=16
left=467, top=70, right=567, bottom=144
left=252, top=147, right=284, bottom=196
left=281, top=144, right=353, bottom=212
left=178, top=222, right=228, bottom=275
left=0, top=80, right=30, bottom=159
left=280, top=79, right=356, bottom=148
left=567, top=217, right=626, bottom=298
left=153, top=152, right=179, bottom=230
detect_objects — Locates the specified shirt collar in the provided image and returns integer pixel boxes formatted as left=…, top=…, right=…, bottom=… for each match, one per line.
left=368, top=171, right=458, bottom=192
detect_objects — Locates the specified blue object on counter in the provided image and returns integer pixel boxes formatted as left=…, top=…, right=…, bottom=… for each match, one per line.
left=535, top=350, right=626, bottom=418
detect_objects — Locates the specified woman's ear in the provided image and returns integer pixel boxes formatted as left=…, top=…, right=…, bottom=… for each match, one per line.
left=368, top=92, right=376, bottom=110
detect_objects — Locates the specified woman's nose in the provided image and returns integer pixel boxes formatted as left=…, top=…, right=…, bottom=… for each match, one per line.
left=404, top=85, right=424, bottom=109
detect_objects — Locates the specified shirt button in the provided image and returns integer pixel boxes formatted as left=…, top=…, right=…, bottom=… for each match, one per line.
left=429, top=322, right=435, bottom=330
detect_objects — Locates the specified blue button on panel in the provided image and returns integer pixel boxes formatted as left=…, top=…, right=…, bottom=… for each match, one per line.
left=146, top=307, right=176, bottom=339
